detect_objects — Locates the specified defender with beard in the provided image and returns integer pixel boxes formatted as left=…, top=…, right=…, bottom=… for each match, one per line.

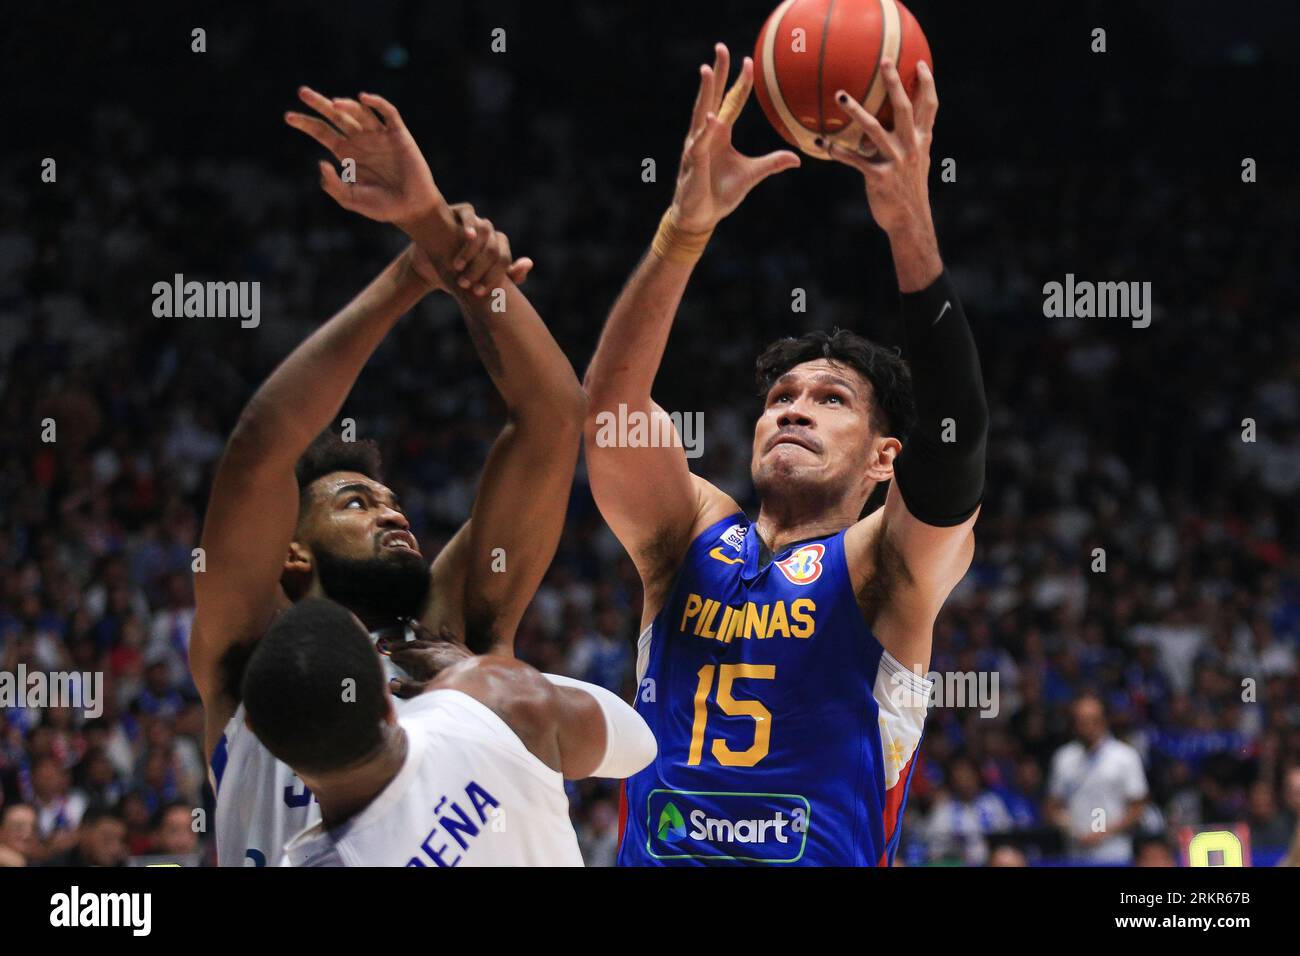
left=191, top=89, right=586, bottom=866
left=583, top=48, right=987, bottom=865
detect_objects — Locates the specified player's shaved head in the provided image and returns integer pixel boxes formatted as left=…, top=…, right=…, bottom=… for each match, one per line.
left=242, top=597, right=392, bottom=776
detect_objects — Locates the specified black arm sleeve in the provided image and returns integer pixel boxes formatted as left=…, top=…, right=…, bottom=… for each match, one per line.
left=890, top=270, right=988, bottom=527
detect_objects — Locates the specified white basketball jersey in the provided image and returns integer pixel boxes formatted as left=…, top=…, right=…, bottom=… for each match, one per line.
left=210, top=625, right=421, bottom=867
left=281, top=689, right=583, bottom=867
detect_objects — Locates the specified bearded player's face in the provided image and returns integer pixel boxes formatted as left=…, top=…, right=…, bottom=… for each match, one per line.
left=301, top=472, right=422, bottom=562
left=291, top=472, right=431, bottom=619
left=750, top=360, right=878, bottom=506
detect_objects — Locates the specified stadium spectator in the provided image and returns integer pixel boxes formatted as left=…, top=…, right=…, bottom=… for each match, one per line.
left=1280, top=818, right=1300, bottom=868
left=39, top=806, right=128, bottom=867
left=0, top=803, right=37, bottom=866
left=987, top=843, right=1028, bottom=867
left=575, top=800, right=620, bottom=869
left=1046, top=695, right=1150, bottom=863
left=1247, top=780, right=1293, bottom=851
left=1133, top=835, right=1178, bottom=867
left=28, top=756, right=88, bottom=845
left=153, top=801, right=200, bottom=858
left=925, top=757, right=1016, bottom=865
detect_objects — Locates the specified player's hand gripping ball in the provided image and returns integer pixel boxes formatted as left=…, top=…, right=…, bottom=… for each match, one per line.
left=753, top=0, right=932, bottom=160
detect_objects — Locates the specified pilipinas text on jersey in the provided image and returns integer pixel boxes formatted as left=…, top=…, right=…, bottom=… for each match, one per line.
left=618, top=513, right=933, bottom=866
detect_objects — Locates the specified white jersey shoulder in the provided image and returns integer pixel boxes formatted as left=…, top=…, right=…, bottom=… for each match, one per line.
left=281, top=689, right=582, bottom=867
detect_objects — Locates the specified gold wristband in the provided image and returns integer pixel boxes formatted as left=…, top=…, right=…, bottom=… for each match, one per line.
left=651, top=208, right=714, bottom=265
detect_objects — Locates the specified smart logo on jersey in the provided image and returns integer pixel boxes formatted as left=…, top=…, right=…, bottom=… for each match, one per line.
left=646, top=789, right=811, bottom=863
left=656, top=802, right=688, bottom=842
left=776, top=543, right=825, bottom=586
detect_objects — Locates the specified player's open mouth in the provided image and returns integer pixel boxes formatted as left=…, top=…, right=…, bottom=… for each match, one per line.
left=380, top=530, right=420, bottom=554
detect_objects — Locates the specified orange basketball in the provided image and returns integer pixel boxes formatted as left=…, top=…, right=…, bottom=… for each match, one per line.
left=753, top=0, right=932, bottom=160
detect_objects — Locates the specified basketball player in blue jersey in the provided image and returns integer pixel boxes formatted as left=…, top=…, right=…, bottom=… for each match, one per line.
left=584, top=45, right=987, bottom=865
left=189, top=89, right=589, bottom=865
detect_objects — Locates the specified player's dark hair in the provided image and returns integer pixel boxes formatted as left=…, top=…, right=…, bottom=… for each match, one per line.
left=295, top=430, right=384, bottom=499
left=755, top=329, right=916, bottom=439
left=241, top=597, right=389, bottom=776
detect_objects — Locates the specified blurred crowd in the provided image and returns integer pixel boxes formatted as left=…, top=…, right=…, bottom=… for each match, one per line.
left=2, top=1, right=1298, bottom=867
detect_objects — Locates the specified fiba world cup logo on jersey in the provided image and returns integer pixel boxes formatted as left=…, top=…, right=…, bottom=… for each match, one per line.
left=776, top=544, right=824, bottom=586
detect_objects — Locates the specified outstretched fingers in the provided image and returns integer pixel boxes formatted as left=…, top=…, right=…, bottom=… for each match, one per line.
left=332, top=96, right=380, bottom=133
left=315, top=159, right=352, bottom=208
left=912, top=60, right=939, bottom=137
left=297, top=86, right=352, bottom=131
left=688, top=111, right=724, bottom=159
left=878, top=60, right=915, bottom=141
left=358, top=92, right=406, bottom=131
left=834, top=90, right=900, bottom=162
left=687, top=44, right=734, bottom=143
left=689, top=63, right=715, bottom=137
left=717, top=56, right=754, bottom=127
left=284, top=111, right=345, bottom=156
left=709, top=43, right=730, bottom=115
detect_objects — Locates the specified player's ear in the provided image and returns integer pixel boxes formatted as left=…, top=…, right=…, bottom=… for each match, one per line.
left=283, top=540, right=313, bottom=576
left=865, top=435, right=901, bottom=483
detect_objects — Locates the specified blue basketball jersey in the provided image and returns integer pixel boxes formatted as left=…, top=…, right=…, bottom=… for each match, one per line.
left=617, top=512, right=933, bottom=866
